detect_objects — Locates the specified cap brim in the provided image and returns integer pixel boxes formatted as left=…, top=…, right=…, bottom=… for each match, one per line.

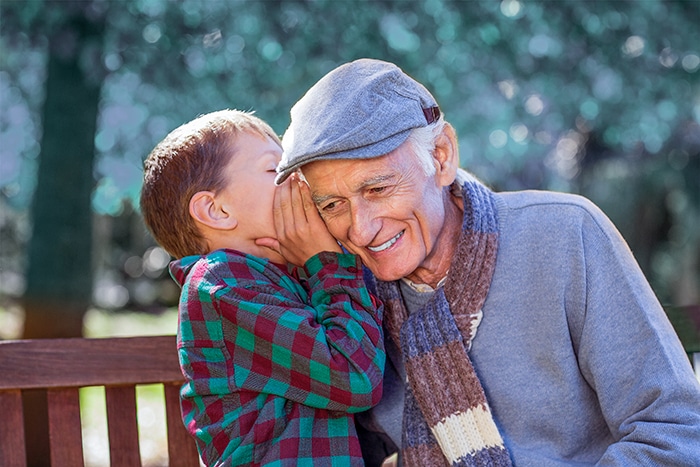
left=275, top=130, right=411, bottom=185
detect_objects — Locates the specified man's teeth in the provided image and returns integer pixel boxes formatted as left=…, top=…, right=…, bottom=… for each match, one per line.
left=368, top=231, right=404, bottom=252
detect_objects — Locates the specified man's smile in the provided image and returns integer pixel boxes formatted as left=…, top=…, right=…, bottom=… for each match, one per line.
left=367, top=230, right=404, bottom=252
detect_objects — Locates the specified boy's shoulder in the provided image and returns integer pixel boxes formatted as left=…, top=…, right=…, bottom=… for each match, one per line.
left=171, top=248, right=293, bottom=287
left=173, top=249, right=311, bottom=306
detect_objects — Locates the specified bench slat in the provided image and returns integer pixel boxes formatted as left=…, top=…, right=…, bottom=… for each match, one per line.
left=0, top=389, right=27, bottom=467
left=0, top=336, right=182, bottom=389
left=47, top=388, right=84, bottom=466
left=106, top=385, right=141, bottom=466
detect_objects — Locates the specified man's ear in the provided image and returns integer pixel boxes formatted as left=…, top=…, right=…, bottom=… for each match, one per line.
left=432, top=123, right=459, bottom=187
left=189, top=191, right=238, bottom=230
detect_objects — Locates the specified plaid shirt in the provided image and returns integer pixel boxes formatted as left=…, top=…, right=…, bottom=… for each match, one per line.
left=170, top=249, right=385, bottom=466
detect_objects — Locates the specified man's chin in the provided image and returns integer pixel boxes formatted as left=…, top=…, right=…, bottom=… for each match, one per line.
left=367, top=264, right=415, bottom=283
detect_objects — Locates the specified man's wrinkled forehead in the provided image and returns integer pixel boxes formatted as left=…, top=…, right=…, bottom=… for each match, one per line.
left=308, top=174, right=398, bottom=206
left=300, top=156, right=399, bottom=203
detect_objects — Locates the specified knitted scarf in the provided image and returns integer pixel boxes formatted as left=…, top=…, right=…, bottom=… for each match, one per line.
left=374, top=176, right=512, bottom=467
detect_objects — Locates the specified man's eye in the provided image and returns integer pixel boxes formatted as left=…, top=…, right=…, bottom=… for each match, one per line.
left=322, top=201, right=339, bottom=212
left=369, top=186, right=387, bottom=194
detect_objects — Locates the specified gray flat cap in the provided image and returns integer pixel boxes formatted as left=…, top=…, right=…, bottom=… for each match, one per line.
left=275, top=58, right=440, bottom=184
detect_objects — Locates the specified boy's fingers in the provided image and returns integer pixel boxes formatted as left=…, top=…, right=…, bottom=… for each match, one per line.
left=298, top=178, right=316, bottom=214
left=255, top=237, right=280, bottom=253
left=298, top=179, right=326, bottom=228
left=273, top=179, right=295, bottom=235
left=289, top=176, right=308, bottom=225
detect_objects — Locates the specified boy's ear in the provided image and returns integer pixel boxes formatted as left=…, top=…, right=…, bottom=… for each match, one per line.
left=433, top=123, right=459, bottom=187
left=189, top=191, right=238, bottom=230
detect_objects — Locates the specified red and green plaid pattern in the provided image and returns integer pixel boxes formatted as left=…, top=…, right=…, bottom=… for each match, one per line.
left=171, top=250, right=385, bottom=466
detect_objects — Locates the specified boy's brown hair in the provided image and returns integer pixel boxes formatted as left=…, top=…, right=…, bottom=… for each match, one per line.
left=140, top=109, right=281, bottom=259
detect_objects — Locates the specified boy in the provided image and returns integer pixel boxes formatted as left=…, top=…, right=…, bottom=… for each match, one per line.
left=140, top=109, right=385, bottom=466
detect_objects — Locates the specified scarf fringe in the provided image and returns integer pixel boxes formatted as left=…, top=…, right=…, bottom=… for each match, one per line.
left=401, top=290, right=510, bottom=466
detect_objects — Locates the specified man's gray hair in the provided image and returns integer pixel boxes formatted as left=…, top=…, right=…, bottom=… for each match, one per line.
left=405, top=119, right=446, bottom=176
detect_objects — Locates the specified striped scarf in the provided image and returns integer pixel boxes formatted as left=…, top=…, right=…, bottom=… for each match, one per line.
left=375, top=177, right=513, bottom=466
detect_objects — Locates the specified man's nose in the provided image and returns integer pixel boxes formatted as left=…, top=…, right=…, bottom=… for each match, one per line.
left=347, top=201, right=380, bottom=247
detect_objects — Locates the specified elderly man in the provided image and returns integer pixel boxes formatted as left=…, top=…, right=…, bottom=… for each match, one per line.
left=273, top=59, right=700, bottom=466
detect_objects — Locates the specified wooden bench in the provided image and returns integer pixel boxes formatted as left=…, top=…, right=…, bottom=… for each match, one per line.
left=1, top=329, right=696, bottom=467
left=0, top=335, right=200, bottom=466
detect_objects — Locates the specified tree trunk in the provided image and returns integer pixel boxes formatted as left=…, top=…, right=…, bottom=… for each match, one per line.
left=21, top=6, right=105, bottom=465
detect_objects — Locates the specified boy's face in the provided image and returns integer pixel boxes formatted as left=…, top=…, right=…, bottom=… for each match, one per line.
left=216, top=131, right=284, bottom=263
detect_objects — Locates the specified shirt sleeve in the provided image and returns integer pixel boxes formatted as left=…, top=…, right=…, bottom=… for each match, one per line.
left=179, top=249, right=385, bottom=413
left=573, top=200, right=700, bottom=464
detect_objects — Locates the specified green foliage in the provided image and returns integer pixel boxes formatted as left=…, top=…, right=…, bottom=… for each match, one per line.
left=1, top=0, right=698, bottom=307
left=3, top=0, right=698, bottom=207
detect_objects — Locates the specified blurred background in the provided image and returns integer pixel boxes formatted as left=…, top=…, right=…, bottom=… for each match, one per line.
left=5, top=0, right=698, bottom=340
left=1, top=0, right=698, bottom=465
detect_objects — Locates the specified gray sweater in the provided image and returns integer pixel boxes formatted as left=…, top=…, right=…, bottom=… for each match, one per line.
left=359, top=189, right=700, bottom=466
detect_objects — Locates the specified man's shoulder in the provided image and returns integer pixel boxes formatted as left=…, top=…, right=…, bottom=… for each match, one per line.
left=495, top=189, right=618, bottom=241
left=498, top=189, right=594, bottom=210
left=496, top=189, right=606, bottom=221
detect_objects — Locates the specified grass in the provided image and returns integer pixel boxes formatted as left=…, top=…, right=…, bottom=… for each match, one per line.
left=80, top=383, right=173, bottom=467
left=0, top=304, right=179, bottom=341
left=83, top=307, right=179, bottom=338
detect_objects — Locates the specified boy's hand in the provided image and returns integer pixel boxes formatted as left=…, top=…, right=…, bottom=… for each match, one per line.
left=256, top=173, right=342, bottom=267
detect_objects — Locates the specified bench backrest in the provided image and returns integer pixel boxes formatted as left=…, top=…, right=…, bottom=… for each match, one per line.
left=0, top=335, right=200, bottom=466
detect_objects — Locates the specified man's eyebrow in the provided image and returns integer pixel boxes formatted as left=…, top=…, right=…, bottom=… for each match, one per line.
left=360, top=174, right=396, bottom=187
left=311, top=193, right=334, bottom=205
left=311, top=174, right=397, bottom=205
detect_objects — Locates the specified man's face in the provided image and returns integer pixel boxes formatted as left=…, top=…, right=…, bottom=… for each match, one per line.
left=302, top=143, right=450, bottom=282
